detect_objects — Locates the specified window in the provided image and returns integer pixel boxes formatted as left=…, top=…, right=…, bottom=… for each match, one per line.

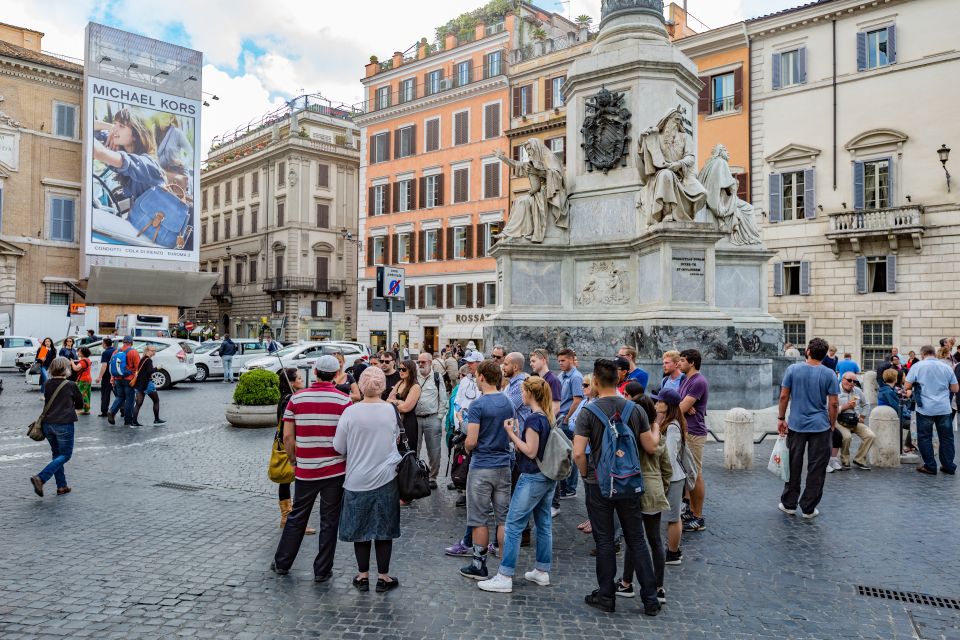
left=251, top=171, right=259, bottom=196
left=861, top=159, right=890, bottom=209
left=425, top=70, right=443, bottom=96
left=317, top=163, right=329, bottom=188
left=49, top=196, right=75, bottom=242
left=316, top=203, right=329, bottom=228
left=455, top=60, right=472, bottom=87
left=548, top=76, right=566, bottom=108
left=277, top=161, right=286, bottom=187
left=213, top=185, right=220, bottom=208
left=547, top=136, right=565, bottom=164
left=224, top=181, right=232, bottom=204
left=453, top=167, right=469, bottom=203
left=859, top=26, right=895, bottom=71
left=453, top=111, right=469, bottom=146
left=53, top=102, right=77, bottom=138
left=856, top=255, right=896, bottom=294
left=399, top=78, right=416, bottom=103
left=201, top=223, right=207, bottom=245
left=769, top=169, right=814, bottom=222
left=425, top=118, right=440, bottom=152
left=453, top=284, right=467, bottom=307
left=222, top=267, right=230, bottom=288
left=483, top=161, right=500, bottom=198
left=773, top=260, right=810, bottom=296
left=237, top=213, right=244, bottom=237
left=311, top=300, right=331, bottom=318
left=513, top=85, right=533, bottom=117
left=425, top=229, right=439, bottom=261
left=375, top=86, right=391, bottom=110
left=398, top=233, right=411, bottom=263
left=483, top=221, right=502, bottom=256
left=251, top=207, right=259, bottom=233
left=202, top=189, right=208, bottom=211
left=783, top=321, right=806, bottom=347
left=861, top=321, right=893, bottom=371
left=249, top=259, right=258, bottom=283
left=277, top=201, right=285, bottom=227
left=371, top=132, right=390, bottom=163
left=397, top=179, right=415, bottom=212
left=396, top=126, right=415, bottom=158
left=781, top=171, right=805, bottom=221
left=213, top=220, right=220, bottom=242
left=778, top=49, right=803, bottom=88
left=483, top=103, right=500, bottom=140
left=424, top=285, right=438, bottom=308
left=425, top=175, right=440, bottom=208
left=453, top=226, right=467, bottom=259
left=372, top=236, right=385, bottom=265
left=373, top=184, right=387, bottom=215
left=484, top=51, right=502, bottom=78
left=484, top=282, right=497, bottom=306
left=712, top=72, right=735, bottom=114
left=224, top=216, right=231, bottom=240
left=235, top=260, right=244, bottom=286
left=49, top=292, right=69, bottom=305
left=237, top=176, right=245, bottom=201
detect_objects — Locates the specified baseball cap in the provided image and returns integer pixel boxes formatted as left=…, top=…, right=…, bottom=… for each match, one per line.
left=465, top=351, right=484, bottom=363
left=315, top=355, right=340, bottom=373
left=122, top=335, right=134, bottom=344
left=652, top=387, right=682, bottom=406
left=615, top=356, right=631, bottom=371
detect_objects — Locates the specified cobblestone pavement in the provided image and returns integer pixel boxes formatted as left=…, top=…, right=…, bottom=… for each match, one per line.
left=1, top=370, right=959, bottom=639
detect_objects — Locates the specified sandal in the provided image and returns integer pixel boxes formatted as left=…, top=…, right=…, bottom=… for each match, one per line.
left=352, top=575, right=369, bottom=592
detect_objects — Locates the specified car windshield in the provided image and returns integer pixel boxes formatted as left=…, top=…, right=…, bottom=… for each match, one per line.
left=195, top=342, right=220, bottom=354
left=273, top=344, right=303, bottom=358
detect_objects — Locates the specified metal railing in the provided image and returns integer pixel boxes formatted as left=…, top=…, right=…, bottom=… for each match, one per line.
left=262, top=277, right=346, bottom=293
left=509, top=28, right=598, bottom=64
left=210, top=284, right=230, bottom=298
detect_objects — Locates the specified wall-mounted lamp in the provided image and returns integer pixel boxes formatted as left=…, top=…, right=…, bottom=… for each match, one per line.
left=817, top=204, right=823, bottom=212
left=203, top=101, right=210, bottom=107
left=937, top=144, right=951, bottom=192
left=127, top=63, right=138, bottom=70
left=97, top=55, right=111, bottom=63
left=154, top=70, right=169, bottom=78
left=906, top=194, right=912, bottom=203
left=186, top=75, right=198, bottom=81
left=841, top=202, right=847, bottom=210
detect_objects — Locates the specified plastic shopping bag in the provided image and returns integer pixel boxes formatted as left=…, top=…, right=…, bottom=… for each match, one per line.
left=768, top=435, right=790, bottom=482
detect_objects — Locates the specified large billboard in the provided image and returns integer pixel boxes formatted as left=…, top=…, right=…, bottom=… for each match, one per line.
left=82, top=23, right=203, bottom=269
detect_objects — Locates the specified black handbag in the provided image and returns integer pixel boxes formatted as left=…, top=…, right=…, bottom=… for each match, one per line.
left=394, top=408, right=431, bottom=501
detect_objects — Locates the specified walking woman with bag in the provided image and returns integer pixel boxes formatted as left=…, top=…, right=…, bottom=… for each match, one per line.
left=333, top=366, right=402, bottom=593
left=35, top=337, right=56, bottom=386
left=271, top=368, right=315, bottom=535
left=30, top=357, right=84, bottom=497
left=132, top=345, right=165, bottom=426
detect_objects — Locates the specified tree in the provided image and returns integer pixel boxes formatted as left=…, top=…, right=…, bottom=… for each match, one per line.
left=532, top=26, right=548, bottom=41
left=575, top=14, right=593, bottom=27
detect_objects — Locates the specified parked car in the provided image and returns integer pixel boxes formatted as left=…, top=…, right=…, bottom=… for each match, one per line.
left=1, top=336, right=40, bottom=370
left=239, top=341, right=366, bottom=376
left=190, top=338, right=275, bottom=382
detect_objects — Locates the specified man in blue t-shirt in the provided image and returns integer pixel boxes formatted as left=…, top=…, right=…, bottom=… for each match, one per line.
left=460, top=360, right=514, bottom=580
left=905, top=344, right=959, bottom=475
left=618, top=345, right=649, bottom=391
left=835, top=352, right=860, bottom=379
left=777, top=337, right=840, bottom=519
left=557, top=348, right=584, bottom=499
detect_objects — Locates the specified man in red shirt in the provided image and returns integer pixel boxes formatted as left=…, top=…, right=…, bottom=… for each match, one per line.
left=271, top=355, right=351, bottom=582
left=108, top=336, right=141, bottom=427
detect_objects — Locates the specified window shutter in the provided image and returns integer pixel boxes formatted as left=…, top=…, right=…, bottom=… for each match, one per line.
left=524, top=88, right=533, bottom=115
left=437, top=284, right=444, bottom=308
left=697, top=76, right=710, bottom=113
left=855, top=256, right=868, bottom=294
left=477, top=283, right=485, bottom=308
left=367, top=287, right=374, bottom=310
left=407, top=179, right=417, bottom=211
left=368, top=186, right=375, bottom=216
left=886, top=255, right=897, bottom=293
left=418, top=286, right=425, bottom=309
left=410, top=124, right=417, bottom=155
left=391, top=234, right=399, bottom=265
left=383, top=133, right=391, bottom=161
left=64, top=106, right=75, bottom=137
left=465, top=225, right=473, bottom=258
left=798, top=47, right=807, bottom=84
left=418, top=230, right=426, bottom=263
left=733, top=67, right=743, bottom=109
left=803, top=168, right=816, bottom=219
left=437, top=226, right=444, bottom=260
left=475, top=223, right=486, bottom=258
left=325, top=301, right=333, bottom=318
left=445, top=284, right=454, bottom=308
left=418, top=177, right=427, bottom=209
left=466, top=283, right=474, bottom=308
left=383, top=183, right=392, bottom=214
left=856, top=32, right=867, bottom=71
left=772, top=53, right=782, bottom=90
left=405, top=285, right=415, bottom=309
left=366, top=237, right=374, bottom=266
left=885, top=156, right=895, bottom=206
left=800, top=261, right=811, bottom=296
left=544, top=78, right=553, bottom=111
left=394, top=129, right=401, bottom=160
left=853, top=161, right=865, bottom=210
left=737, top=173, right=749, bottom=203
left=887, top=25, right=897, bottom=64
left=512, top=87, right=521, bottom=117
left=773, top=262, right=784, bottom=297
left=436, top=173, right=444, bottom=206
left=393, top=181, right=401, bottom=212
left=369, top=137, right=375, bottom=164
left=317, top=203, right=329, bottom=228
left=446, top=227, right=454, bottom=260
left=768, top=173, right=782, bottom=223
left=513, top=145, right=521, bottom=162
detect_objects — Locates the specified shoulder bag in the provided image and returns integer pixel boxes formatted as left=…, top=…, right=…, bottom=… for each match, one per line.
left=267, top=419, right=295, bottom=484
left=676, top=436, right=699, bottom=493
left=395, top=406, right=431, bottom=501
left=27, top=380, right=69, bottom=442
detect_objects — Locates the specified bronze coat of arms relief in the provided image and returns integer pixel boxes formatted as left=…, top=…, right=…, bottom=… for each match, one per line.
left=580, top=87, right=631, bottom=174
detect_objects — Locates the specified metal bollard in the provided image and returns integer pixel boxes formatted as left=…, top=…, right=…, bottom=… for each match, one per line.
left=723, top=408, right=754, bottom=470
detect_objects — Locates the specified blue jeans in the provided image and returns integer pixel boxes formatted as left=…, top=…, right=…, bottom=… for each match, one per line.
left=37, top=423, right=75, bottom=488
left=110, top=381, right=136, bottom=425
left=499, top=472, right=556, bottom=577
left=39, top=366, right=49, bottom=385
left=222, top=356, right=234, bottom=382
left=916, top=413, right=957, bottom=473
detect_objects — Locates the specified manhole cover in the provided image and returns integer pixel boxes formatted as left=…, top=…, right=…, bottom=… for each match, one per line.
left=155, top=481, right=205, bottom=492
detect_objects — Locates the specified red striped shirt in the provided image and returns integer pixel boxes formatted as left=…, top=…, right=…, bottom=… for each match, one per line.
left=283, top=381, right=351, bottom=481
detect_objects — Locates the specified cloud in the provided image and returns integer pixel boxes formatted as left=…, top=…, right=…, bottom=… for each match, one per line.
left=200, top=64, right=286, bottom=156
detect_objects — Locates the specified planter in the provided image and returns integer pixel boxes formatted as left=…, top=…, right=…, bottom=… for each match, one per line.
left=226, top=403, right=278, bottom=428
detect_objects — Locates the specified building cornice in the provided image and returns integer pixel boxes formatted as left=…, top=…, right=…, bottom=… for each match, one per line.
left=677, top=22, right=748, bottom=58
left=362, top=32, right=510, bottom=87
left=355, top=76, right=509, bottom=128
left=747, top=0, right=910, bottom=38
left=0, top=56, right=82, bottom=87
left=506, top=116, right=565, bottom=138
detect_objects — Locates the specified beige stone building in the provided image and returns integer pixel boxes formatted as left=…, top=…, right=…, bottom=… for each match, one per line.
left=750, top=0, right=960, bottom=369
left=197, top=98, right=361, bottom=342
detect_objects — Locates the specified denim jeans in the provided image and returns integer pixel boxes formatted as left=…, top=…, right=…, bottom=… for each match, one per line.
left=499, top=472, right=556, bottom=577
left=37, top=422, right=75, bottom=488
left=39, top=366, right=49, bottom=385
left=110, top=381, right=136, bottom=425
left=222, top=356, right=234, bottom=382
left=916, top=413, right=957, bottom=473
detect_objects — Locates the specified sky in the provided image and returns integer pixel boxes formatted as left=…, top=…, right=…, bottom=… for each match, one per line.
left=5, top=0, right=800, bottom=155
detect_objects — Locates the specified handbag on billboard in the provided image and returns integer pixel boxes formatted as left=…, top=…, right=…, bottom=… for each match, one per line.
left=127, top=183, right=191, bottom=249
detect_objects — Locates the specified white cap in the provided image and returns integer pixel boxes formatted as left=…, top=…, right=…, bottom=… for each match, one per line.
left=464, top=351, right=484, bottom=363
left=315, top=355, right=340, bottom=373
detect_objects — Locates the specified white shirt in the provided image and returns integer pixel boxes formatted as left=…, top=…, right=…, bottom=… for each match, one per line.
left=332, top=402, right=402, bottom=492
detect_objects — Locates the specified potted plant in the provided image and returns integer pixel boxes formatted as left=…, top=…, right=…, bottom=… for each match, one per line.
left=226, top=369, right=281, bottom=428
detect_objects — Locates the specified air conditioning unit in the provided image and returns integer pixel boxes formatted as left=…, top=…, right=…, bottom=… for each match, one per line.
left=439, top=78, right=454, bottom=91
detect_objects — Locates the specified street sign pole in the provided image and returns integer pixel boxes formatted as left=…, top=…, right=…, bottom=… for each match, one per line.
left=387, top=298, right=393, bottom=352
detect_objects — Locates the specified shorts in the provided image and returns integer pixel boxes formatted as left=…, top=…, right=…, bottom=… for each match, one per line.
left=466, top=466, right=512, bottom=528
left=686, top=434, right=707, bottom=476
left=666, top=479, right=685, bottom=523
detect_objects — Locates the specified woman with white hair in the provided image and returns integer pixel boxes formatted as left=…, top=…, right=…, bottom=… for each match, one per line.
left=30, top=357, right=84, bottom=497
left=333, top=366, right=403, bottom=593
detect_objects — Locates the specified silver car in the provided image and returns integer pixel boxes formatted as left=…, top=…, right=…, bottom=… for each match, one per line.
left=239, top=342, right=366, bottom=376
left=190, top=339, right=274, bottom=382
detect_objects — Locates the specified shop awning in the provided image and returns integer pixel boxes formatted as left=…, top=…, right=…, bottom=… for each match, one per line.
left=85, top=266, right=220, bottom=308
left=440, top=324, right=485, bottom=341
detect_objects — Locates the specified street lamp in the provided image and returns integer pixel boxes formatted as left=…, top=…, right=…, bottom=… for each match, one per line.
left=937, top=144, right=951, bottom=192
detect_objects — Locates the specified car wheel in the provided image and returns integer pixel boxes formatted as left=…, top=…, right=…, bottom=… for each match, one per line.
left=151, top=369, right=171, bottom=390
left=193, top=364, right=209, bottom=383
left=17, top=364, right=28, bottom=373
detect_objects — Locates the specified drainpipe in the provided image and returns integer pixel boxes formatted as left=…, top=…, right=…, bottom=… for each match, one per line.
left=743, top=21, right=752, bottom=202
left=833, top=18, right=838, bottom=190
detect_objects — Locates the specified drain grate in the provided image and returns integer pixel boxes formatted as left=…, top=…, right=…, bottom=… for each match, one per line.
left=155, top=481, right=205, bottom=492
left=857, top=585, right=960, bottom=610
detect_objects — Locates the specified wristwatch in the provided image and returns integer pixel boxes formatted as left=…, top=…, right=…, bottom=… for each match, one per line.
left=778, top=416, right=786, bottom=420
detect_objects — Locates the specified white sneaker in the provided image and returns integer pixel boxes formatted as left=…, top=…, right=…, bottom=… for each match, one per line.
left=826, top=465, right=835, bottom=473
left=778, top=502, right=796, bottom=515
left=829, top=458, right=842, bottom=471
left=524, top=569, right=550, bottom=586
left=551, top=506, right=560, bottom=518
left=801, top=508, right=820, bottom=520
left=478, top=573, right=512, bottom=593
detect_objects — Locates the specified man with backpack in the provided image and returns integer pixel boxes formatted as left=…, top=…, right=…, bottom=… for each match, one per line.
left=218, top=334, right=238, bottom=383
left=415, top=353, right=448, bottom=489
left=107, top=336, right=140, bottom=428
left=573, top=358, right=662, bottom=615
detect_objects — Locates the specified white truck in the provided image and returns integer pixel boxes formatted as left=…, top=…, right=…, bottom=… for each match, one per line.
left=115, top=313, right=171, bottom=338
left=0, top=303, right=100, bottom=343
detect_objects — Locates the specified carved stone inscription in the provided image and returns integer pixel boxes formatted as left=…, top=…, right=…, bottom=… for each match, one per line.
left=671, top=249, right=705, bottom=303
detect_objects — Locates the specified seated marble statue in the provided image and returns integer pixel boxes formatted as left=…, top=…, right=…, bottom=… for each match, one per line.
left=639, top=105, right=706, bottom=225
left=495, top=138, right=568, bottom=244
left=698, top=144, right=762, bottom=246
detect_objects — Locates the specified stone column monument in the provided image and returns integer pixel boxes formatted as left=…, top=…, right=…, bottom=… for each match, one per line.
left=485, top=0, right=785, bottom=409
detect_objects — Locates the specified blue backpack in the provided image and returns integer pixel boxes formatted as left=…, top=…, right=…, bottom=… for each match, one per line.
left=109, top=348, right=130, bottom=378
left=586, top=400, right=644, bottom=500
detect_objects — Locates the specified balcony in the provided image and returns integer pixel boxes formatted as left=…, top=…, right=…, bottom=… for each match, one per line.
left=210, top=284, right=232, bottom=303
left=825, top=205, right=924, bottom=255
left=262, top=277, right=347, bottom=294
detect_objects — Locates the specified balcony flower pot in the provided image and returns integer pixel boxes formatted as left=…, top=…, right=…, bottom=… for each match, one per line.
left=226, top=369, right=281, bottom=428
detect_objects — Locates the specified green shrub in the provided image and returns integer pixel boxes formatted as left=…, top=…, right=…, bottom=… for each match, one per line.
left=233, top=369, right=280, bottom=406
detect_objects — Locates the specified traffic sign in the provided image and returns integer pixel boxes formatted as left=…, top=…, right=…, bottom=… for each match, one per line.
left=376, top=266, right=405, bottom=299
left=184, top=321, right=195, bottom=331
left=372, top=298, right=405, bottom=313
